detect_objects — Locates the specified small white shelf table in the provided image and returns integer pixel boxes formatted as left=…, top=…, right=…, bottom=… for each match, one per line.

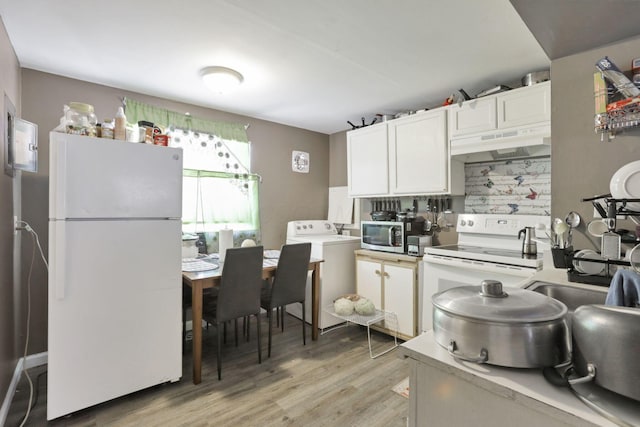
left=323, top=306, right=398, bottom=358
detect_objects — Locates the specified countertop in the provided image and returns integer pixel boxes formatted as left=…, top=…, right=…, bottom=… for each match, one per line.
left=400, top=331, right=617, bottom=427
left=355, top=249, right=422, bottom=263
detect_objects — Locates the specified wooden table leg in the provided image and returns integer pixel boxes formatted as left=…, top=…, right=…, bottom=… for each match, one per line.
left=311, top=263, right=320, bottom=341
left=191, top=282, right=203, bottom=384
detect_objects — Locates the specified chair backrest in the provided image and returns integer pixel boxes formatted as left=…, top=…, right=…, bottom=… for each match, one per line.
left=269, top=243, right=312, bottom=308
left=216, top=246, right=264, bottom=322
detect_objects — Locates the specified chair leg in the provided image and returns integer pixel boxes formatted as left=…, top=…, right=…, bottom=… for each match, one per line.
left=246, top=316, right=251, bottom=341
left=182, top=306, right=187, bottom=355
left=267, top=307, right=273, bottom=358
left=217, top=323, right=223, bottom=380
left=256, top=312, right=262, bottom=364
left=302, top=301, right=306, bottom=346
left=223, top=322, right=227, bottom=344
left=276, top=306, right=280, bottom=328
left=280, top=306, right=285, bottom=332
left=234, top=319, right=239, bottom=347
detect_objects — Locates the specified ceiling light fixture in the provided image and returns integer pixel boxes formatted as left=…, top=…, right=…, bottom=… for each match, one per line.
left=201, top=66, right=244, bottom=94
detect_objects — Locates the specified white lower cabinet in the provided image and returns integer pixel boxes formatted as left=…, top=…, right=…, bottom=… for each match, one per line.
left=355, top=250, right=418, bottom=340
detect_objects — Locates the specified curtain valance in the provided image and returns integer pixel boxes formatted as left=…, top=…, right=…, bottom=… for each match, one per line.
left=125, top=98, right=249, bottom=143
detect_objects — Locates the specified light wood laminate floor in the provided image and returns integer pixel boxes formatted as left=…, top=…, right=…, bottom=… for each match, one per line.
left=7, top=313, right=409, bottom=426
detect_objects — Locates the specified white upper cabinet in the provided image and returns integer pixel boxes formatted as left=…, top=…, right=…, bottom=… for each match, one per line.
left=448, top=81, right=551, bottom=138
left=388, top=110, right=449, bottom=195
left=347, top=122, right=389, bottom=197
left=448, top=97, right=497, bottom=138
left=347, top=110, right=463, bottom=197
left=497, top=81, right=551, bottom=129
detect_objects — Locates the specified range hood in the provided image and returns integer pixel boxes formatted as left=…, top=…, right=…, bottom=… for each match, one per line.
left=450, top=123, right=550, bottom=163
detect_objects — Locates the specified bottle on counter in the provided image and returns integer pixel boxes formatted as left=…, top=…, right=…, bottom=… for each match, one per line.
left=101, top=119, right=114, bottom=139
left=114, top=106, right=126, bottom=140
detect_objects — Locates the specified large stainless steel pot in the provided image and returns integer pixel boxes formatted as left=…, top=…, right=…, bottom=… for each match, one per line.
left=432, top=280, right=570, bottom=368
left=572, top=304, right=640, bottom=401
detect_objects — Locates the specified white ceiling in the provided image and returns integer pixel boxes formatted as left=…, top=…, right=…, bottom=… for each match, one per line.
left=0, top=0, right=554, bottom=134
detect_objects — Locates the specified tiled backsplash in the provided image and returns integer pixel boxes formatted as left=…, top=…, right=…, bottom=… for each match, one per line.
left=464, top=157, right=551, bottom=215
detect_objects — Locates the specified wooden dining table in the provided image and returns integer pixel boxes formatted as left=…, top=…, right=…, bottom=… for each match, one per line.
left=182, top=257, right=323, bottom=384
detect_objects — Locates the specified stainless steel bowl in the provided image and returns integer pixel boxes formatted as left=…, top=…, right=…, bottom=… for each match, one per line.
left=572, top=304, right=640, bottom=401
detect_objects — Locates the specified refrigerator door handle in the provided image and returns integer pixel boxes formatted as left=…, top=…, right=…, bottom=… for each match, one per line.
left=52, top=221, right=66, bottom=300
left=49, top=138, right=68, bottom=220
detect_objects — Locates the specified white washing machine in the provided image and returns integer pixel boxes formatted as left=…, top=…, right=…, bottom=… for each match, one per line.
left=285, top=220, right=361, bottom=330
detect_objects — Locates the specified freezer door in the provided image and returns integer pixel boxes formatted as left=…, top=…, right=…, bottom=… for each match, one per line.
left=47, top=219, right=182, bottom=420
left=49, top=132, right=183, bottom=219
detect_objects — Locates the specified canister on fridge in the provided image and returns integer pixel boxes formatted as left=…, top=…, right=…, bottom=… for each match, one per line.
left=101, top=119, right=114, bottom=139
left=138, top=121, right=155, bottom=144
left=65, top=102, right=98, bottom=136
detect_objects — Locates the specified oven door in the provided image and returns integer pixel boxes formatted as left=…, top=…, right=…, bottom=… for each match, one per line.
left=421, top=254, right=538, bottom=332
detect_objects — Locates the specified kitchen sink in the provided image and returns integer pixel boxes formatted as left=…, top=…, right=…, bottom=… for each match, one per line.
left=526, top=281, right=607, bottom=312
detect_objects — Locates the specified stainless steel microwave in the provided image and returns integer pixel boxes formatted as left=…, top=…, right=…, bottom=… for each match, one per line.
left=361, top=220, right=421, bottom=253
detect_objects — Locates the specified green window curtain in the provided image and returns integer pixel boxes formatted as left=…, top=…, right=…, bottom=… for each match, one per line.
left=124, top=98, right=249, bottom=143
left=182, top=169, right=261, bottom=234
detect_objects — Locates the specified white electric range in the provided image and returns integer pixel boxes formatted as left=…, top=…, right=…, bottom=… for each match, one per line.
left=421, top=214, right=550, bottom=332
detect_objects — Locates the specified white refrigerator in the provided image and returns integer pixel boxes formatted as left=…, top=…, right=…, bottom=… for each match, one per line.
left=47, top=132, right=183, bottom=420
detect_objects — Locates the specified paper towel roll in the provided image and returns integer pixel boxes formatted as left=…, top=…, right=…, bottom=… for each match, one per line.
left=218, top=229, right=234, bottom=263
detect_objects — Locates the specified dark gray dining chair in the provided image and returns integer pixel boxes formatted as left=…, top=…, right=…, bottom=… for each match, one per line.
left=261, top=242, right=312, bottom=357
left=202, top=245, right=264, bottom=380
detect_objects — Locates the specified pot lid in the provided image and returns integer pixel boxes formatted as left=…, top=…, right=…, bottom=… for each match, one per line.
left=432, top=280, right=567, bottom=323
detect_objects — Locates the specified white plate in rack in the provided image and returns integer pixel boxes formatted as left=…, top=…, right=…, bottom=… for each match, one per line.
left=573, top=249, right=604, bottom=275
left=610, top=160, right=640, bottom=211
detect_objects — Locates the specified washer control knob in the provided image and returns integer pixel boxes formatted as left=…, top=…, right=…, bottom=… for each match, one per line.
left=460, top=220, right=466, bottom=226
left=467, top=220, right=474, bottom=227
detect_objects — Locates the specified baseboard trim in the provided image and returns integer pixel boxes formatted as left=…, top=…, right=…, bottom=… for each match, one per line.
left=0, top=352, right=48, bottom=426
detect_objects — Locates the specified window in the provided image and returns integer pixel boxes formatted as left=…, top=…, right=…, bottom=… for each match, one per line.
left=169, top=128, right=261, bottom=239
left=124, top=98, right=261, bottom=247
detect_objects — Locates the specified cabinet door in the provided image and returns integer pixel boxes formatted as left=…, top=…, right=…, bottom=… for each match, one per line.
left=388, top=110, right=448, bottom=194
left=497, top=81, right=550, bottom=129
left=448, top=97, right=497, bottom=138
left=383, top=263, right=416, bottom=338
left=356, top=259, right=382, bottom=309
left=347, top=123, right=389, bottom=197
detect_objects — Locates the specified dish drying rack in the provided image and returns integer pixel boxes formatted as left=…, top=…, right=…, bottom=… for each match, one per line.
left=552, top=195, right=640, bottom=286
left=581, top=195, right=640, bottom=228
left=552, top=247, right=628, bottom=286
left=569, top=254, right=629, bottom=286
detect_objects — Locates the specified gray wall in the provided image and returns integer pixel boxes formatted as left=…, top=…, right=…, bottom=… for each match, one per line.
left=17, top=69, right=330, bottom=354
left=329, top=130, right=348, bottom=187
left=0, top=16, right=22, bottom=409
left=551, top=35, right=640, bottom=250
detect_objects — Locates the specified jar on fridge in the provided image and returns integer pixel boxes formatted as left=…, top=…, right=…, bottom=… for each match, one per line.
left=65, top=102, right=98, bottom=136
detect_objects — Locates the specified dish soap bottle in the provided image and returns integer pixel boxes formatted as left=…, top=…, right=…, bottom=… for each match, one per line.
left=114, top=106, right=127, bottom=140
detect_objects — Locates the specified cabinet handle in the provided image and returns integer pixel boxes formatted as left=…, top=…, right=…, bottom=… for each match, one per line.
left=383, top=272, right=390, bottom=278
left=375, top=269, right=382, bottom=276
